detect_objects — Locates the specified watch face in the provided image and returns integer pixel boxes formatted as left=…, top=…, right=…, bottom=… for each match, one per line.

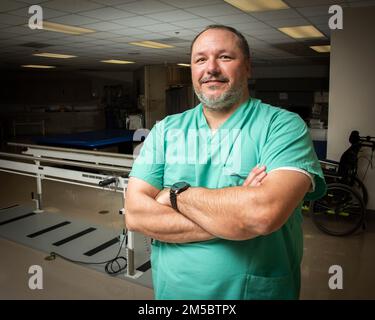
left=172, top=182, right=190, bottom=192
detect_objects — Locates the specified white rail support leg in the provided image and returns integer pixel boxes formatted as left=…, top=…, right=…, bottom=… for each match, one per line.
left=34, top=159, right=44, bottom=213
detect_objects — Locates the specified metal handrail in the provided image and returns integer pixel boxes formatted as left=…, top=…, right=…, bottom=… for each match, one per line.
left=0, top=152, right=131, bottom=174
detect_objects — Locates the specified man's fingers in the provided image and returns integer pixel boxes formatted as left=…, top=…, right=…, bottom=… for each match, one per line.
left=243, top=165, right=266, bottom=187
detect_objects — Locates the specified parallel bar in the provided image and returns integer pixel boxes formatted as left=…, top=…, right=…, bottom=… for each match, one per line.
left=83, top=237, right=119, bottom=257
left=0, top=204, right=19, bottom=211
left=136, top=260, right=151, bottom=272
left=0, top=152, right=131, bottom=173
left=0, top=212, right=36, bottom=226
left=27, top=221, right=71, bottom=238
left=52, top=227, right=96, bottom=246
left=8, top=142, right=134, bottom=159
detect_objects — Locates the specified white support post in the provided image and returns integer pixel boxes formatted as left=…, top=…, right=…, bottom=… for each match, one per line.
left=34, top=158, right=43, bottom=213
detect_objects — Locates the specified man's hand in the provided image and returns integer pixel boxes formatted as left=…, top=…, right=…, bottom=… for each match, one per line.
left=155, top=188, right=171, bottom=207
left=243, top=165, right=267, bottom=187
left=155, top=165, right=267, bottom=207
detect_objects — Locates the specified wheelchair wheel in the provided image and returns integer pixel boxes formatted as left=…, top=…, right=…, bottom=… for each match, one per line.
left=351, top=177, right=368, bottom=207
left=311, top=183, right=365, bottom=236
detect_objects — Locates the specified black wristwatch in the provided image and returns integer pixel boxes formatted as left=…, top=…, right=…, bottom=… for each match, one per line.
left=170, top=182, right=190, bottom=212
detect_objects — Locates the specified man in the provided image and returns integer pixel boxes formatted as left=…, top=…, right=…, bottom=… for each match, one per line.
left=125, top=25, right=326, bottom=300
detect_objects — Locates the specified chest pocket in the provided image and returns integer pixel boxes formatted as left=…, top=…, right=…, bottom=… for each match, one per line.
left=220, top=138, right=259, bottom=187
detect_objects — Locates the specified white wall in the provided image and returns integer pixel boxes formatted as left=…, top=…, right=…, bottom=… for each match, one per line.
left=328, top=7, right=375, bottom=209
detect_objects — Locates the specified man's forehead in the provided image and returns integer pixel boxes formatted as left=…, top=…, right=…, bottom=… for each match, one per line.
left=192, top=29, right=240, bottom=53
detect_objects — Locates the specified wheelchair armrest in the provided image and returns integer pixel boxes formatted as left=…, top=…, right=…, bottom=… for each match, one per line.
left=320, top=159, right=340, bottom=166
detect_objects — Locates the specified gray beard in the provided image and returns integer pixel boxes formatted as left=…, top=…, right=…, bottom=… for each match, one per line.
left=195, top=84, right=243, bottom=111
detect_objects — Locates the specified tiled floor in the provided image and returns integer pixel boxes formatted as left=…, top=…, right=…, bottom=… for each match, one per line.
left=0, top=171, right=374, bottom=299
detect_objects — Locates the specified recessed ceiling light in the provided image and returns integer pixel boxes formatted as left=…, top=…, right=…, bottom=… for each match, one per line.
left=33, top=52, right=77, bottom=59
left=129, top=41, right=174, bottom=49
left=101, top=60, right=135, bottom=64
left=278, top=25, right=325, bottom=39
left=310, top=45, right=331, bottom=53
left=177, top=63, right=190, bottom=67
left=21, top=65, right=56, bottom=69
left=224, top=0, right=289, bottom=12
left=42, top=21, right=95, bottom=35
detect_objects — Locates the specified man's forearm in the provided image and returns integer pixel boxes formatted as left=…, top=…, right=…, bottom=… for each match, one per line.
left=177, top=171, right=311, bottom=240
left=126, top=193, right=215, bottom=243
left=177, top=186, right=263, bottom=240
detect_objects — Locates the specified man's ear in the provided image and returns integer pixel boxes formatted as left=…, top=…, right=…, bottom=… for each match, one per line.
left=246, top=58, right=251, bottom=78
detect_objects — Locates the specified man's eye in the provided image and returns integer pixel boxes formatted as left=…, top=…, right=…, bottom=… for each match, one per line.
left=220, top=55, right=232, bottom=60
left=196, top=58, right=205, bottom=63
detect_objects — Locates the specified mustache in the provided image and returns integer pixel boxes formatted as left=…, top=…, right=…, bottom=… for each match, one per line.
left=199, top=76, right=229, bottom=84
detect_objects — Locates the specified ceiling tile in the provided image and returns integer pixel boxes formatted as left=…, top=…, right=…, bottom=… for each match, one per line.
left=297, top=5, right=332, bottom=16
left=160, top=29, right=197, bottom=38
left=130, top=33, right=174, bottom=41
left=111, top=16, right=161, bottom=27
left=250, top=9, right=302, bottom=21
left=112, top=36, right=139, bottom=44
left=79, top=7, right=135, bottom=20
left=90, top=0, right=135, bottom=5
left=144, top=10, right=198, bottom=22
left=267, top=17, right=310, bottom=28
left=14, top=0, right=50, bottom=3
left=0, top=0, right=28, bottom=13
left=82, top=21, right=125, bottom=31
left=111, top=27, right=151, bottom=36
left=49, top=14, right=100, bottom=26
left=172, top=18, right=215, bottom=29
left=43, top=0, right=105, bottom=13
left=307, top=15, right=330, bottom=24
left=285, top=0, right=345, bottom=6
left=139, top=23, right=181, bottom=32
left=232, top=21, right=272, bottom=33
left=115, top=0, right=175, bottom=15
left=0, top=13, right=30, bottom=25
left=160, top=0, right=221, bottom=9
left=1, top=25, right=35, bottom=35
left=9, top=7, right=68, bottom=19
left=184, top=4, right=242, bottom=17
left=209, top=13, right=258, bottom=24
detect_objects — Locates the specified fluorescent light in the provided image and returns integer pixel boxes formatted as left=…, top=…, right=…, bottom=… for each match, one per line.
left=101, top=60, right=135, bottom=64
left=224, top=0, right=289, bottom=12
left=129, top=41, right=174, bottom=49
left=310, top=45, right=331, bottom=53
left=21, top=65, right=56, bottom=69
left=33, top=52, right=77, bottom=59
left=42, top=21, right=95, bottom=35
left=278, top=25, right=325, bottom=39
left=177, top=63, right=190, bottom=67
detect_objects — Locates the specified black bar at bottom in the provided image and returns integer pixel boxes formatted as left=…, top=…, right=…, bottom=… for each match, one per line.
left=137, top=260, right=151, bottom=272
left=52, top=227, right=96, bottom=246
left=84, top=237, right=119, bottom=256
left=27, top=221, right=71, bottom=238
left=0, top=212, right=36, bottom=226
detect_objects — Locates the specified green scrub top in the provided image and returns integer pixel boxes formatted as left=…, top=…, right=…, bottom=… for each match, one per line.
left=130, top=98, right=326, bottom=300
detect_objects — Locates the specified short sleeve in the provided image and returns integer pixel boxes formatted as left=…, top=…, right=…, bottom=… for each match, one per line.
left=259, top=111, right=326, bottom=201
left=129, top=121, right=165, bottom=190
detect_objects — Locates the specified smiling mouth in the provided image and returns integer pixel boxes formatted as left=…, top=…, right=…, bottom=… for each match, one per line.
left=202, top=80, right=227, bottom=86
left=200, top=76, right=229, bottom=84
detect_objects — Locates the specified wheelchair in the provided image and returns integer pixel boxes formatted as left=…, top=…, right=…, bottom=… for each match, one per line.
left=309, top=131, right=374, bottom=236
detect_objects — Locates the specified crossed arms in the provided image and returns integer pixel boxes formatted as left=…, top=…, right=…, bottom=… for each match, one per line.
left=125, top=166, right=311, bottom=243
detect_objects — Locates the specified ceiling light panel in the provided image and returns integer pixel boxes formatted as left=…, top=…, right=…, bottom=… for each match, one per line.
left=224, top=0, right=289, bottom=12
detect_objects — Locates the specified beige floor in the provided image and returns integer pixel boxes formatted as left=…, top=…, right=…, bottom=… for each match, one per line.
left=0, top=171, right=374, bottom=299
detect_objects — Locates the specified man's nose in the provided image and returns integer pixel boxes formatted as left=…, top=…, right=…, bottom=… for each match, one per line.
left=206, top=58, right=220, bottom=75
